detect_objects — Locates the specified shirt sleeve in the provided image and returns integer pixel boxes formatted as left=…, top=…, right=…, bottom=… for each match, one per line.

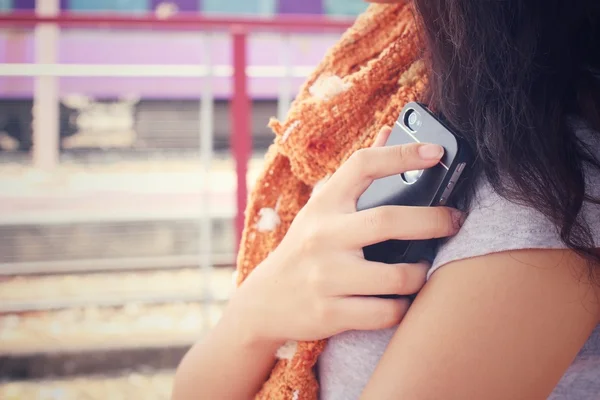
left=428, top=170, right=600, bottom=280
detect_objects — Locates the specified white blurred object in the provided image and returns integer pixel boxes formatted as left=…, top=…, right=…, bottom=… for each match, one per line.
left=276, top=340, right=298, bottom=360
left=0, top=132, right=19, bottom=151
left=61, top=94, right=138, bottom=148
left=62, top=94, right=91, bottom=110
left=256, top=207, right=281, bottom=232
left=155, top=2, right=179, bottom=19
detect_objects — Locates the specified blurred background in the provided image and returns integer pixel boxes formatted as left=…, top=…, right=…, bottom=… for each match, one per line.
left=0, top=1, right=362, bottom=399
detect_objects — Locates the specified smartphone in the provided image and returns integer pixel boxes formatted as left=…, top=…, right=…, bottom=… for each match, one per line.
left=357, top=102, right=471, bottom=266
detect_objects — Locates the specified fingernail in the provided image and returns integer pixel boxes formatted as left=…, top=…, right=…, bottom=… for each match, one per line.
left=418, top=144, right=444, bottom=160
left=452, top=210, right=466, bottom=231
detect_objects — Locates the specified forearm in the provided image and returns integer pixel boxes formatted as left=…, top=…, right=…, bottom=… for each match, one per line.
left=172, top=303, right=283, bottom=400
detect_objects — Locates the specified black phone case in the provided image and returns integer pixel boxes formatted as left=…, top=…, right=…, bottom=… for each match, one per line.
left=357, top=102, right=471, bottom=267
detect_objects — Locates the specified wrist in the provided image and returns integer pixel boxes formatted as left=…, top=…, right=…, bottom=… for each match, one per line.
left=220, top=288, right=285, bottom=351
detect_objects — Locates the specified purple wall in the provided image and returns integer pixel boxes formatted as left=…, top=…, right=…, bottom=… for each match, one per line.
left=278, top=0, right=322, bottom=14
left=150, top=0, right=198, bottom=12
left=0, top=31, right=338, bottom=99
left=0, top=2, right=349, bottom=99
left=13, top=0, right=34, bottom=10
left=13, top=0, right=326, bottom=14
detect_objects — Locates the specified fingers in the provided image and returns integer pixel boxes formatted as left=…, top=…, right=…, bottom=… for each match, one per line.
left=327, top=256, right=429, bottom=297
left=334, top=205, right=464, bottom=248
left=371, top=125, right=392, bottom=148
left=331, top=296, right=412, bottom=332
left=322, top=139, right=444, bottom=203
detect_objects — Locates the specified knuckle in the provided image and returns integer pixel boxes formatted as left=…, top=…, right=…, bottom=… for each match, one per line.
left=436, top=207, right=455, bottom=235
left=393, top=143, right=421, bottom=170
left=351, top=148, right=370, bottom=165
left=301, top=223, right=324, bottom=252
left=396, top=143, right=416, bottom=162
left=396, top=143, right=410, bottom=161
left=307, top=184, right=327, bottom=205
left=364, top=211, right=379, bottom=231
left=307, top=265, right=329, bottom=294
left=314, top=299, right=334, bottom=324
left=423, top=208, right=450, bottom=238
left=392, top=266, right=408, bottom=293
left=350, top=149, right=375, bottom=179
left=377, top=302, right=404, bottom=328
left=365, top=208, right=389, bottom=231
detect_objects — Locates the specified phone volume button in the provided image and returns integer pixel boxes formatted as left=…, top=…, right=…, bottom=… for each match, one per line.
left=440, top=185, right=453, bottom=206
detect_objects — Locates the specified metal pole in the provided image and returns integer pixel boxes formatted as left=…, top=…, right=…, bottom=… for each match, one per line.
left=0, top=13, right=354, bottom=32
left=33, top=0, right=60, bottom=169
left=231, top=29, right=251, bottom=249
left=277, top=33, right=292, bottom=121
left=199, top=32, right=214, bottom=330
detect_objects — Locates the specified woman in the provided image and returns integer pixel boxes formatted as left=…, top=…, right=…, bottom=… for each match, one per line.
left=173, top=0, right=600, bottom=398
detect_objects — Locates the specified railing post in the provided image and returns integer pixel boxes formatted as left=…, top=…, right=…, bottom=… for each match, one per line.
left=33, top=0, right=60, bottom=169
left=200, top=32, right=214, bottom=329
left=277, top=33, right=292, bottom=121
left=231, top=28, right=251, bottom=249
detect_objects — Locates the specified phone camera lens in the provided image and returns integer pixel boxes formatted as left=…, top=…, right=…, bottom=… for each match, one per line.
left=408, top=112, right=418, bottom=126
left=401, top=169, right=423, bottom=185
left=404, top=109, right=421, bottom=132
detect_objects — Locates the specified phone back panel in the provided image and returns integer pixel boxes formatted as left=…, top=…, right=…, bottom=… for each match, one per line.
left=356, top=102, right=466, bottom=264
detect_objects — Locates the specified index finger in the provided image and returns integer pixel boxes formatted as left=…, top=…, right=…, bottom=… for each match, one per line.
left=322, top=142, right=444, bottom=205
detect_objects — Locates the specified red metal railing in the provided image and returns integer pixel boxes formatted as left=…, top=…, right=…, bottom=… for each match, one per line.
left=0, top=12, right=352, bottom=32
left=231, top=29, right=252, bottom=248
left=0, top=12, right=352, bottom=247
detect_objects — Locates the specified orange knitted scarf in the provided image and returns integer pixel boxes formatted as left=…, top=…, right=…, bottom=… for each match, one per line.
left=235, top=2, right=428, bottom=399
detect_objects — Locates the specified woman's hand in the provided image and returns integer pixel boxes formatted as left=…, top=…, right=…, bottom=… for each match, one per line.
left=173, top=126, right=465, bottom=400
left=227, top=126, right=464, bottom=345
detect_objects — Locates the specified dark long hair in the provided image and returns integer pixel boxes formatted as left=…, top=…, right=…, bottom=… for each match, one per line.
left=412, top=0, right=600, bottom=276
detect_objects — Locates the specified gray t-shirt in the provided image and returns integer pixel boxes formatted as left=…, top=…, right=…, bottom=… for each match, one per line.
left=318, top=126, right=600, bottom=399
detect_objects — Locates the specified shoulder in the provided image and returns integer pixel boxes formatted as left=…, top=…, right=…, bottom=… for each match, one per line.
left=363, top=246, right=600, bottom=399
left=429, top=121, right=600, bottom=278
